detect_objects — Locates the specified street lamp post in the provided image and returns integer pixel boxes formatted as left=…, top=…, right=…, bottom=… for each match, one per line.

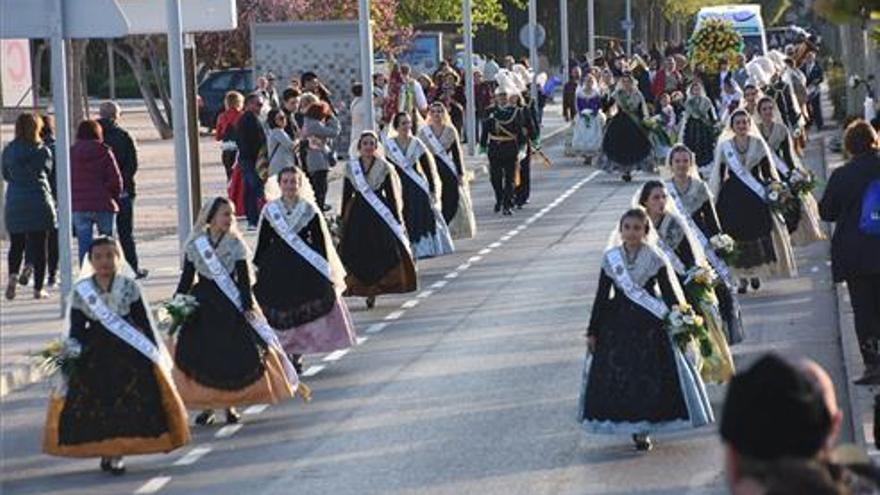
left=358, top=0, right=376, bottom=131
left=625, top=0, right=632, bottom=56
left=165, top=0, right=193, bottom=247
left=528, top=0, right=538, bottom=102
left=588, top=0, right=595, bottom=64
left=560, top=0, right=568, bottom=83
left=463, top=0, right=476, bottom=155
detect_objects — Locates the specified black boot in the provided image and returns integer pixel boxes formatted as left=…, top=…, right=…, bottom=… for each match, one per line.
left=366, top=296, right=376, bottom=309
left=195, top=409, right=216, bottom=426
left=108, top=457, right=125, bottom=475
left=226, top=407, right=242, bottom=424
left=632, top=433, right=653, bottom=451
left=494, top=202, right=501, bottom=213
left=737, top=278, right=748, bottom=295
left=750, top=277, right=761, bottom=290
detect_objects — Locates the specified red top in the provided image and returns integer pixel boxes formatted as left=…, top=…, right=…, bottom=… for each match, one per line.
left=215, top=108, right=243, bottom=141
left=70, top=140, right=122, bottom=212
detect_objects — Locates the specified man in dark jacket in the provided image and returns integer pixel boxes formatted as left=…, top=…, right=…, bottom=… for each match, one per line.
left=236, top=93, right=266, bottom=228
left=98, top=101, right=147, bottom=279
left=820, top=120, right=880, bottom=384
left=801, top=51, right=825, bottom=130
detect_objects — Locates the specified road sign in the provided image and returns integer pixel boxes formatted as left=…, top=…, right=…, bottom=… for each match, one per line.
left=620, top=19, right=634, bottom=31
left=116, top=0, right=236, bottom=34
left=519, top=23, right=546, bottom=50
left=0, top=0, right=130, bottom=39
left=1, top=39, right=32, bottom=107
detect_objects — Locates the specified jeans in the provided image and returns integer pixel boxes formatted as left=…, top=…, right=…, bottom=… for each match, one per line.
left=8, top=231, right=47, bottom=291
left=116, top=195, right=140, bottom=272
left=240, top=160, right=263, bottom=227
left=73, top=211, right=115, bottom=265
left=308, top=170, right=329, bottom=210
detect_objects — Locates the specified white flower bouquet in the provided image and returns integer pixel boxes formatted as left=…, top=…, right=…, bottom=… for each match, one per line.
left=161, top=294, right=199, bottom=337
left=667, top=303, right=714, bottom=358
left=788, top=168, right=817, bottom=197
left=32, top=337, right=82, bottom=379
left=710, top=233, right=739, bottom=265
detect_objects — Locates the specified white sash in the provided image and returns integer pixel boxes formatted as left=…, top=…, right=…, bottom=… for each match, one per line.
left=76, top=281, right=172, bottom=377
left=769, top=149, right=791, bottom=177
left=605, top=248, right=670, bottom=320
left=722, top=140, right=766, bottom=202
left=421, top=129, right=460, bottom=180
left=666, top=182, right=736, bottom=289
left=193, top=236, right=299, bottom=386
left=265, top=202, right=332, bottom=282
left=382, top=135, right=433, bottom=198
left=656, top=237, right=687, bottom=276
left=347, top=160, right=412, bottom=255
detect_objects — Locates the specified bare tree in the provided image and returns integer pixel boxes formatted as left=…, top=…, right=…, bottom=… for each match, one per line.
left=108, top=36, right=173, bottom=138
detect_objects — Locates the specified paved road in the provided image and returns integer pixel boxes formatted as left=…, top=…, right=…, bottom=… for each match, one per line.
left=0, top=135, right=850, bottom=495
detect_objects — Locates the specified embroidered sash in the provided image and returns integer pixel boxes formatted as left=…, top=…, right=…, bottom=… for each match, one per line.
left=265, top=202, right=331, bottom=282
left=76, top=281, right=172, bottom=377
left=605, top=248, right=670, bottom=320
left=421, top=128, right=459, bottom=180
left=382, top=135, right=433, bottom=198
left=666, top=182, right=736, bottom=289
left=347, top=159, right=412, bottom=255
left=193, top=236, right=299, bottom=386
left=722, top=140, right=766, bottom=202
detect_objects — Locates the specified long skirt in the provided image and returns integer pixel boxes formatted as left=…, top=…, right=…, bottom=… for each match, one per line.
left=435, top=159, right=476, bottom=240
left=44, top=323, right=190, bottom=457
left=340, top=195, right=417, bottom=297
left=789, top=192, right=826, bottom=247
left=274, top=297, right=356, bottom=354
left=691, top=294, right=735, bottom=384
left=173, top=279, right=294, bottom=409
left=578, top=299, right=714, bottom=435
left=572, top=110, right=605, bottom=156
left=399, top=171, right=454, bottom=259
left=602, top=113, right=652, bottom=171
left=682, top=117, right=718, bottom=169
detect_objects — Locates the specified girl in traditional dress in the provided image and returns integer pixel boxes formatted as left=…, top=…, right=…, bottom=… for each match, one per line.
left=418, top=101, right=477, bottom=240
left=666, top=144, right=745, bottom=345
left=637, top=181, right=735, bottom=384
left=679, top=81, right=719, bottom=174
left=709, top=109, right=797, bottom=294
left=254, top=166, right=356, bottom=374
left=571, top=74, right=606, bottom=164
left=173, top=197, right=298, bottom=426
left=755, top=96, right=825, bottom=246
left=602, top=73, right=652, bottom=182
left=43, top=237, right=190, bottom=474
left=340, top=131, right=418, bottom=309
left=578, top=208, right=713, bottom=451
left=382, top=112, right=454, bottom=258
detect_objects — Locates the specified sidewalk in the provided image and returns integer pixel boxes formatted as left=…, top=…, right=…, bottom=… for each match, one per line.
left=0, top=103, right=570, bottom=397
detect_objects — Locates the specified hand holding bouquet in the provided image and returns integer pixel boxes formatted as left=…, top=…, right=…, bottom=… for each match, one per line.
left=766, top=180, right=797, bottom=214
left=161, top=294, right=200, bottom=337
left=710, top=233, right=739, bottom=265
left=788, top=168, right=817, bottom=197
left=667, top=303, right=714, bottom=359
left=32, top=338, right=82, bottom=379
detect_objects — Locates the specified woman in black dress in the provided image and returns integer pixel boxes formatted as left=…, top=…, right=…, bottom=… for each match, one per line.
left=579, top=208, right=713, bottom=451
left=173, top=197, right=297, bottom=426
left=708, top=109, right=797, bottom=294
left=43, top=237, right=189, bottom=474
left=340, top=131, right=418, bottom=309
left=679, top=81, right=719, bottom=175
left=602, top=73, right=653, bottom=182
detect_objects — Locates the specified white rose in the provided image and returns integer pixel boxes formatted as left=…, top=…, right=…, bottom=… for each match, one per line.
left=768, top=191, right=779, bottom=202
left=683, top=315, right=695, bottom=325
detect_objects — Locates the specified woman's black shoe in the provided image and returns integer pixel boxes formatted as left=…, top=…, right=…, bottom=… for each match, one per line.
left=622, top=172, right=632, bottom=182
left=108, top=457, right=126, bottom=475
left=502, top=208, right=512, bottom=216
left=737, top=279, right=748, bottom=294
left=750, top=278, right=761, bottom=290
left=291, top=354, right=304, bottom=374
left=632, top=434, right=653, bottom=451
left=494, top=203, right=501, bottom=213
left=365, top=296, right=376, bottom=309
left=195, top=410, right=216, bottom=426
left=226, top=408, right=242, bottom=424
left=100, top=457, right=111, bottom=472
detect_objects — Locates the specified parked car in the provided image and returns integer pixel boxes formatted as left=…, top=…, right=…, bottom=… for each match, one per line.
left=197, top=68, right=253, bottom=129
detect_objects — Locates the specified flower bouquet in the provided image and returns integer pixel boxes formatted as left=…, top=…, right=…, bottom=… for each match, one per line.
left=160, top=294, right=199, bottom=337
left=710, top=233, right=739, bottom=265
left=766, top=180, right=797, bottom=214
left=643, top=116, right=674, bottom=148
left=788, top=168, right=817, bottom=197
left=32, top=338, right=82, bottom=379
left=687, top=18, right=744, bottom=74
left=684, top=264, right=719, bottom=304
left=667, top=303, right=714, bottom=359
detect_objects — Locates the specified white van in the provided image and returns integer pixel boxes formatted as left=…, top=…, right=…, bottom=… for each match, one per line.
left=695, top=4, right=769, bottom=57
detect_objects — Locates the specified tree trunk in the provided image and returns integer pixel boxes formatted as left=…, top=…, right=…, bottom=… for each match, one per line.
left=147, top=38, right=173, bottom=126
left=109, top=40, right=173, bottom=139
left=840, top=22, right=867, bottom=117
left=66, top=40, right=88, bottom=136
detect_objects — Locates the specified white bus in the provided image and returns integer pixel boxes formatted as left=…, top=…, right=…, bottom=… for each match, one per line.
left=695, top=4, right=769, bottom=56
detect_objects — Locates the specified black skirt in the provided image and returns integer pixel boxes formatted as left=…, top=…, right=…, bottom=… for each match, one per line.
left=435, top=159, right=461, bottom=224
left=398, top=171, right=438, bottom=244
left=602, top=112, right=652, bottom=166
left=340, top=194, right=407, bottom=286
left=175, top=278, right=267, bottom=390
left=59, top=312, right=169, bottom=445
left=682, top=117, right=717, bottom=168
left=716, top=173, right=778, bottom=270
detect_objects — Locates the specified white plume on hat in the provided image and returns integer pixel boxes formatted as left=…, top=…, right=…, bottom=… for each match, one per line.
left=494, top=69, right=520, bottom=96
left=511, top=64, right=532, bottom=92
left=746, top=59, right=771, bottom=87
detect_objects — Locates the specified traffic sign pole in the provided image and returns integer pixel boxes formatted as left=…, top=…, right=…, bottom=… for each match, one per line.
left=51, top=0, right=73, bottom=314
left=165, top=0, right=193, bottom=247
left=588, top=0, right=595, bottom=65
left=463, top=0, right=476, bottom=156
left=528, top=0, right=538, bottom=102
left=560, top=0, right=568, bottom=83
left=625, top=0, right=632, bottom=56
left=358, top=0, right=375, bottom=131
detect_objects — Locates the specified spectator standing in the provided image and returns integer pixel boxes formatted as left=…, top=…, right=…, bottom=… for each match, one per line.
left=98, top=102, right=147, bottom=279
left=263, top=72, right=281, bottom=110
left=562, top=66, right=581, bottom=122
left=40, top=114, right=59, bottom=288
left=70, top=120, right=122, bottom=265
left=266, top=109, right=298, bottom=176
left=474, top=70, right=493, bottom=141
left=820, top=120, right=880, bottom=384
left=214, top=91, right=244, bottom=179
left=280, top=88, right=301, bottom=138
left=650, top=56, right=683, bottom=101
left=802, top=51, right=825, bottom=130
left=235, top=93, right=266, bottom=228
left=482, top=54, right=500, bottom=83
left=300, top=100, right=340, bottom=211
left=2, top=113, right=56, bottom=300
left=301, top=72, right=337, bottom=115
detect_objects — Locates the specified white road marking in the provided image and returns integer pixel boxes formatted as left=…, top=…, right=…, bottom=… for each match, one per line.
left=468, top=255, right=483, bottom=263
left=384, top=310, right=405, bottom=320
left=401, top=299, right=420, bottom=309
left=135, top=477, right=172, bottom=494
left=456, top=263, right=471, bottom=271
left=478, top=248, right=492, bottom=255
left=243, top=404, right=269, bottom=415
left=214, top=424, right=243, bottom=438
left=417, top=290, right=434, bottom=299
left=356, top=336, right=369, bottom=345
left=365, top=322, right=388, bottom=334
left=489, top=242, right=502, bottom=248
left=811, top=266, right=820, bottom=273
left=444, top=271, right=459, bottom=279
left=323, top=349, right=351, bottom=362
left=499, top=235, right=512, bottom=241
left=174, top=446, right=212, bottom=466
left=506, top=229, right=519, bottom=236
left=301, top=365, right=325, bottom=377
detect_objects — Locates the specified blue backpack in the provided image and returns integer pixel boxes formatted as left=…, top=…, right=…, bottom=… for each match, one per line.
left=859, top=179, right=880, bottom=236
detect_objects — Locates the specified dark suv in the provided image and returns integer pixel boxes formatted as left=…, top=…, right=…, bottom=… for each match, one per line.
left=197, top=68, right=253, bottom=129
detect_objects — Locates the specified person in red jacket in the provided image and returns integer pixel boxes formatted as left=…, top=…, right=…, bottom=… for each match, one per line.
left=214, top=91, right=244, bottom=179
left=651, top=56, right=683, bottom=101
left=71, top=120, right=122, bottom=265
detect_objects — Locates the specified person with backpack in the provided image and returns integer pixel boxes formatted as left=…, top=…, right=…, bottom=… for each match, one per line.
left=819, top=119, right=880, bottom=385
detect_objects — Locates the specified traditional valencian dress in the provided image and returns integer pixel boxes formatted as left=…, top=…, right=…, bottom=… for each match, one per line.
left=654, top=212, right=735, bottom=384
left=666, top=177, right=745, bottom=345
left=383, top=134, right=455, bottom=258
left=417, top=124, right=477, bottom=240
left=602, top=87, right=653, bottom=173
left=340, top=157, right=418, bottom=296
left=44, top=275, right=190, bottom=457
left=172, top=232, right=297, bottom=409
left=254, top=197, right=356, bottom=355
left=758, top=120, right=825, bottom=247
left=578, top=244, right=714, bottom=434
left=710, top=135, right=797, bottom=279
left=571, top=85, right=605, bottom=157
left=679, top=94, right=719, bottom=173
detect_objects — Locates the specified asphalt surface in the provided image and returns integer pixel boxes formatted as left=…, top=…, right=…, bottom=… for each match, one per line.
left=0, top=137, right=848, bottom=495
